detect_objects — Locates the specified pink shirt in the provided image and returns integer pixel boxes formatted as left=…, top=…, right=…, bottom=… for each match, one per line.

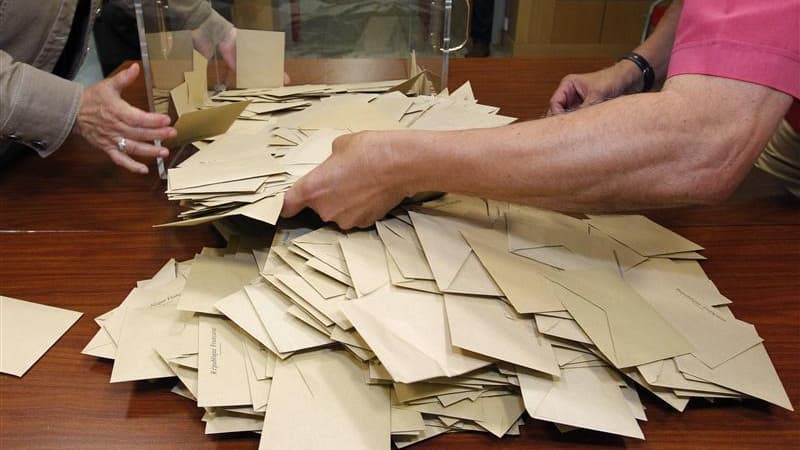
left=668, top=0, right=800, bottom=103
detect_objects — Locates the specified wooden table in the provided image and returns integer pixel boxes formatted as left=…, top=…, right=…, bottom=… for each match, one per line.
left=1, top=58, right=798, bottom=449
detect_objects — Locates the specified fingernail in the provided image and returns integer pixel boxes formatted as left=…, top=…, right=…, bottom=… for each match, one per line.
left=139, top=167, right=149, bottom=175
left=168, top=128, right=177, bottom=137
left=159, top=150, right=169, bottom=158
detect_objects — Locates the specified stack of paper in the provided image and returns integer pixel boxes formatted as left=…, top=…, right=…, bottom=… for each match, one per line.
left=1, top=295, right=82, bottom=377
left=85, top=194, right=792, bottom=447
left=158, top=56, right=513, bottom=227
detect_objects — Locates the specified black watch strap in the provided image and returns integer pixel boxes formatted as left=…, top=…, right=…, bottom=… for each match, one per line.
left=621, top=52, right=655, bottom=92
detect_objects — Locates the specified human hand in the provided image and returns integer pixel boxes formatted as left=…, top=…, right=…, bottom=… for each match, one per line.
left=194, top=27, right=291, bottom=87
left=281, top=132, right=410, bottom=229
left=547, top=62, right=642, bottom=116
left=72, top=63, right=175, bottom=174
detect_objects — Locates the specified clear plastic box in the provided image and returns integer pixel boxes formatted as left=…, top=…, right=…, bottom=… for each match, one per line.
left=133, top=0, right=468, bottom=115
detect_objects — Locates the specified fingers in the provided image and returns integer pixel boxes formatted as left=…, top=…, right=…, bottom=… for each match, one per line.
left=109, top=63, right=140, bottom=92
left=121, top=122, right=176, bottom=143
left=120, top=138, right=170, bottom=159
left=106, top=146, right=150, bottom=174
left=548, top=77, right=582, bottom=116
left=118, top=101, right=172, bottom=129
left=281, top=180, right=308, bottom=218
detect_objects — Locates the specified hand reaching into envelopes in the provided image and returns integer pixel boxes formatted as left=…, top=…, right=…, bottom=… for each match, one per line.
left=547, top=62, right=643, bottom=116
left=71, top=63, right=176, bottom=174
left=193, top=27, right=237, bottom=75
left=282, top=132, right=410, bottom=229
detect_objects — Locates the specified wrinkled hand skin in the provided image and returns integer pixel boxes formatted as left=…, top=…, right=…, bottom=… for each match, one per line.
left=282, top=132, right=412, bottom=230
left=72, top=63, right=175, bottom=174
left=547, top=62, right=641, bottom=116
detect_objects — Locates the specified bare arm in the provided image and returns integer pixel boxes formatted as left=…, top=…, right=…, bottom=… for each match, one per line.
left=549, top=0, right=683, bottom=114
left=283, top=75, right=793, bottom=228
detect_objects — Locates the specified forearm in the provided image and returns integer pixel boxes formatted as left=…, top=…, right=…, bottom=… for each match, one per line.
left=393, top=76, right=791, bottom=212
left=631, top=0, right=683, bottom=85
left=0, top=51, right=82, bottom=156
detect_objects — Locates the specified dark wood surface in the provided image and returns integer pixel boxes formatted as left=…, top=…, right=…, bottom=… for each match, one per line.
left=1, top=58, right=798, bottom=450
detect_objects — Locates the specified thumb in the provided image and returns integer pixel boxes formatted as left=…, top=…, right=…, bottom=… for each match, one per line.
left=281, top=184, right=306, bottom=218
left=109, top=63, right=140, bottom=92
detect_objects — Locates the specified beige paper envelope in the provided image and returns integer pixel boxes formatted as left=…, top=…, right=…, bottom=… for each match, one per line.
left=339, top=231, right=390, bottom=297
left=507, top=207, right=646, bottom=272
left=302, top=101, right=405, bottom=132
left=587, top=214, right=704, bottom=257
left=548, top=270, right=694, bottom=368
left=243, top=335, right=271, bottom=411
left=376, top=217, right=434, bottom=281
left=444, top=294, right=559, bottom=376
left=152, top=317, right=198, bottom=363
left=394, top=383, right=477, bottom=404
left=81, top=327, right=116, bottom=360
left=409, top=396, right=486, bottom=422
left=166, top=176, right=265, bottom=195
left=330, top=326, right=370, bottom=350
left=385, top=248, right=441, bottom=294
left=341, top=285, right=492, bottom=383
left=292, top=227, right=350, bottom=275
left=274, top=273, right=351, bottom=329
left=450, top=81, right=476, bottom=103
left=303, top=255, right=353, bottom=286
left=177, top=253, right=260, bottom=314
left=156, top=193, right=284, bottom=228
left=281, top=129, right=349, bottom=165
left=110, top=304, right=194, bottom=383
left=185, top=50, right=210, bottom=108
left=165, top=100, right=251, bottom=147
left=197, top=316, right=252, bottom=408
left=214, top=288, right=291, bottom=359
left=168, top=154, right=282, bottom=191
left=266, top=275, right=335, bottom=328
left=346, top=343, right=376, bottom=362
left=623, top=258, right=729, bottom=307
left=625, top=267, right=762, bottom=368
left=178, top=132, right=274, bottom=167
left=203, top=409, right=264, bottom=434
left=408, top=210, right=502, bottom=296
left=236, top=30, right=285, bottom=88
left=533, top=314, right=593, bottom=345
left=170, top=82, right=193, bottom=117
left=522, top=365, right=644, bottom=439
left=260, top=350, right=391, bottom=450
left=622, top=368, right=689, bottom=412
left=372, top=91, right=415, bottom=122
left=637, top=359, right=737, bottom=395
left=391, top=407, right=426, bottom=435
left=475, top=395, right=526, bottom=438
left=461, top=229, right=563, bottom=313
left=272, top=246, right=348, bottom=298
left=437, top=389, right=483, bottom=407
left=287, top=305, right=333, bottom=336
left=245, top=340, right=275, bottom=382
left=244, top=284, right=333, bottom=354
left=102, top=276, right=186, bottom=345
left=0, top=296, right=82, bottom=377
left=675, top=344, right=793, bottom=411
left=246, top=100, right=311, bottom=115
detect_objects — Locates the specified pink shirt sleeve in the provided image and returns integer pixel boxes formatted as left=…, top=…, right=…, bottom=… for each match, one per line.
left=667, top=0, right=800, bottom=99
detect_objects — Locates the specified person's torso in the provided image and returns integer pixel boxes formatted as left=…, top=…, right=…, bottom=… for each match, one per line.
left=0, top=0, right=102, bottom=77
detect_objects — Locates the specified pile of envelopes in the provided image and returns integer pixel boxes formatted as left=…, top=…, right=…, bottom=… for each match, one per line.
left=159, top=65, right=514, bottom=227
left=83, top=194, right=792, bottom=448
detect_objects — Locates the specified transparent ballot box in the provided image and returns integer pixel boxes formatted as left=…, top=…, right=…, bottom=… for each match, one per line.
left=133, top=0, right=468, bottom=112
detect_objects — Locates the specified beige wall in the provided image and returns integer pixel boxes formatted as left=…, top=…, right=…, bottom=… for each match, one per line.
left=506, top=0, right=652, bottom=57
